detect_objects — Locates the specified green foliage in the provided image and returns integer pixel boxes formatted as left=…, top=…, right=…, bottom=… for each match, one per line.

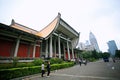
left=50, top=58, right=63, bottom=64
left=0, top=63, right=13, bottom=69
left=0, top=62, right=34, bottom=70
left=32, top=58, right=43, bottom=66
left=79, top=50, right=103, bottom=62
left=51, top=62, right=74, bottom=71
left=91, top=50, right=99, bottom=59
left=0, top=66, right=41, bottom=80
left=97, top=52, right=103, bottom=58
left=81, top=51, right=92, bottom=59
left=0, top=62, right=74, bottom=79
left=17, top=62, right=34, bottom=67
left=115, top=50, right=120, bottom=58
left=12, top=57, right=19, bottom=67
left=88, top=58, right=96, bottom=62
left=102, top=52, right=110, bottom=58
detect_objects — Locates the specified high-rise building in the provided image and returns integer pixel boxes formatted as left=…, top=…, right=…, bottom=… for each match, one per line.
left=89, top=32, right=100, bottom=52
left=79, top=42, right=86, bottom=50
left=107, top=40, right=118, bottom=55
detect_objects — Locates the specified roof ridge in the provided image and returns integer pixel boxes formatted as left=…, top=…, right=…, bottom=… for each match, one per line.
left=36, top=13, right=60, bottom=38
left=38, top=13, right=60, bottom=32
left=11, top=19, right=38, bottom=32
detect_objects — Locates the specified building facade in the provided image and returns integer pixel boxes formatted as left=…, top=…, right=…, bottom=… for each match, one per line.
left=79, top=42, right=94, bottom=51
left=0, top=13, right=80, bottom=62
left=89, top=32, right=100, bottom=52
left=107, top=40, right=118, bottom=56
left=79, top=32, right=100, bottom=52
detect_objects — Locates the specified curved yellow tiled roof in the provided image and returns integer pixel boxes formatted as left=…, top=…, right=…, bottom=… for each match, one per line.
left=11, top=19, right=38, bottom=35
left=11, top=14, right=60, bottom=38
left=11, top=23, right=38, bottom=34
left=36, top=16, right=59, bottom=38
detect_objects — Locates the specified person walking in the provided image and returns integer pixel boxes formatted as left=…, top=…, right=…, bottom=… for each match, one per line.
left=85, top=59, right=87, bottom=66
left=79, top=59, right=82, bottom=66
left=41, top=62, right=45, bottom=77
left=46, top=61, right=51, bottom=77
left=112, top=57, right=116, bottom=63
left=82, top=59, right=87, bottom=66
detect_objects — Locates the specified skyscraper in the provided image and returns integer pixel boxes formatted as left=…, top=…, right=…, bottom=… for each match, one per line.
left=107, top=40, right=118, bottom=56
left=89, top=32, right=100, bottom=52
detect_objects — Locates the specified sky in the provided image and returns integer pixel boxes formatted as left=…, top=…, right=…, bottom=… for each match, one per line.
left=0, top=0, right=120, bottom=52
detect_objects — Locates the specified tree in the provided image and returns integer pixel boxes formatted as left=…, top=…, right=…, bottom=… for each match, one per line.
left=79, top=50, right=103, bottom=62
left=97, top=52, right=103, bottom=58
left=80, top=51, right=92, bottom=59
left=102, top=52, right=110, bottom=58
left=115, top=50, right=120, bottom=58
left=91, top=50, right=99, bottom=59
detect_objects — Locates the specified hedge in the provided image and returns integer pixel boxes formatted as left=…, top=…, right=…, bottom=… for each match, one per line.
left=0, top=62, right=74, bottom=80
left=0, top=62, right=34, bottom=69
left=50, top=58, right=63, bottom=64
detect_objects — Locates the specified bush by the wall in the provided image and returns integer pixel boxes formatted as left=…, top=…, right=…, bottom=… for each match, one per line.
left=32, top=58, right=43, bottom=66
left=12, top=57, right=19, bottom=67
left=17, top=62, right=34, bottom=67
left=0, top=62, right=74, bottom=80
left=0, top=59, right=43, bottom=70
left=50, top=58, right=63, bottom=64
left=88, top=58, right=96, bottom=62
left=0, top=66, right=41, bottom=80
left=0, top=62, right=34, bottom=69
left=0, top=63, right=13, bottom=69
left=51, top=62, right=74, bottom=71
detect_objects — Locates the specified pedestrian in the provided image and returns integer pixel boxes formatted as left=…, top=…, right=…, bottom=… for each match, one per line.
left=79, top=59, right=82, bottom=66
left=85, top=59, right=87, bottom=66
left=112, top=57, right=116, bottom=63
left=82, top=59, right=87, bottom=66
left=41, top=62, right=45, bottom=77
left=46, top=61, right=51, bottom=77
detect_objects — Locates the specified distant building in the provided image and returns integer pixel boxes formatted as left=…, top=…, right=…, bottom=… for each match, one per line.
left=78, top=41, right=94, bottom=51
left=89, top=32, right=100, bottom=52
left=85, top=40, right=90, bottom=46
left=85, top=44, right=94, bottom=51
left=79, top=32, right=101, bottom=52
left=79, top=42, right=85, bottom=50
left=107, top=40, right=118, bottom=56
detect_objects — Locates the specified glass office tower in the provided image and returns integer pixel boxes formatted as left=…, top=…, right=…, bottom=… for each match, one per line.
left=89, top=32, right=100, bottom=52
left=107, top=40, right=118, bottom=56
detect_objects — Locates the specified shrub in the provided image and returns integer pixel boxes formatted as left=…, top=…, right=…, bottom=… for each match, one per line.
left=0, top=62, right=34, bottom=70
left=0, top=66, right=41, bottom=80
left=32, top=58, right=43, bottom=66
left=17, top=62, right=34, bottom=67
left=12, top=57, right=19, bottom=67
left=50, top=58, right=63, bottom=64
left=51, top=62, right=74, bottom=71
left=88, top=58, right=96, bottom=62
left=102, top=52, right=110, bottom=58
left=0, top=62, right=74, bottom=80
left=0, top=63, right=13, bottom=69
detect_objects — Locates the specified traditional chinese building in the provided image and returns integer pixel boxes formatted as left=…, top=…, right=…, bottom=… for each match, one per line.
left=0, top=13, right=80, bottom=62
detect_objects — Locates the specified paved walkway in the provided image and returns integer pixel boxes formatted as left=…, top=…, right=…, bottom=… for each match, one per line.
left=12, top=59, right=120, bottom=80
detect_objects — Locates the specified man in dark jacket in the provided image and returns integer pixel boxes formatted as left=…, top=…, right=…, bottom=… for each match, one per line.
left=46, top=61, right=51, bottom=77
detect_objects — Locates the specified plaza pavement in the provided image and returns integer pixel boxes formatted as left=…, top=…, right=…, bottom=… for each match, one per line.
left=12, top=59, right=120, bottom=80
